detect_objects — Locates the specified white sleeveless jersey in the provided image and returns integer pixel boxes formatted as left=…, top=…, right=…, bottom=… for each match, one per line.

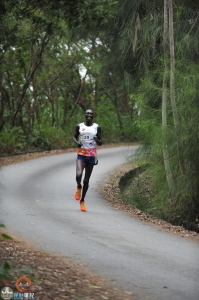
left=77, top=122, right=98, bottom=157
left=79, top=122, right=98, bottom=148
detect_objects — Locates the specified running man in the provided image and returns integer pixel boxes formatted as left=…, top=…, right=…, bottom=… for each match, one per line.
left=73, top=109, right=102, bottom=211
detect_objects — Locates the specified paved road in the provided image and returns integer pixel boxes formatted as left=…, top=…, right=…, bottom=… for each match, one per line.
left=0, top=146, right=198, bottom=300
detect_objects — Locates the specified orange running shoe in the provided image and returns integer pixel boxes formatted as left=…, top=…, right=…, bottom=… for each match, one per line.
left=80, top=201, right=87, bottom=212
left=74, top=187, right=82, bottom=201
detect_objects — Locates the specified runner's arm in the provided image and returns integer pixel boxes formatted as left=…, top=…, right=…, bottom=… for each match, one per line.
left=94, top=125, right=102, bottom=146
left=73, top=125, right=82, bottom=148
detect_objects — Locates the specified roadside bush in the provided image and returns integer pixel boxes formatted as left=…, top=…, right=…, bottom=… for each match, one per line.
left=0, top=126, right=25, bottom=154
left=0, top=225, right=13, bottom=282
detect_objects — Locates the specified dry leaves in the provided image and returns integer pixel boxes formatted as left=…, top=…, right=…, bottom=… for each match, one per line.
left=0, top=233, right=134, bottom=299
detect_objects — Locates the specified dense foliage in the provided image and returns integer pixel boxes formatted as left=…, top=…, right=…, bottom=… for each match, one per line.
left=114, top=0, right=199, bottom=224
left=0, top=0, right=199, bottom=224
left=0, top=0, right=131, bottom=153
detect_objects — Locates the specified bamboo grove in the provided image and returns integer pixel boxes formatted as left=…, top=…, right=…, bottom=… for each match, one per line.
left=0, top=0, right=199, bottom=224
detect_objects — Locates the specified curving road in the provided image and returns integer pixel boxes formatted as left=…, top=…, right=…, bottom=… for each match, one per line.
left=0, top=146, right=198, bottom=300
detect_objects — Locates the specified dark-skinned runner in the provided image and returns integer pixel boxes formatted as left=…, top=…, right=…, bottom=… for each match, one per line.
left=73, top=109, right=102, bottom=211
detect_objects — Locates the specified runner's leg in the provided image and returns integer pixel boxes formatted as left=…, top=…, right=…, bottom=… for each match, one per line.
left=76, top=160, right=85, bottom=188
left=81, top=164, right=94, bottom=201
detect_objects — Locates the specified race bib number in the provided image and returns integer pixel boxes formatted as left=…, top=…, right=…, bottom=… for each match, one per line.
left=80, top=133, right=93, bottom=141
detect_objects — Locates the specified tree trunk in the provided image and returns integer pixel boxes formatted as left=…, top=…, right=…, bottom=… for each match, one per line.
left=162, top=0, right=174, bottom=192
left=93, top=79, right=98, bottom=115
left=0, top=84, right=5, bottom=131
left=168, top=0, right=184, bottom=174
left=12, top=33, right=47, bottom=126
left=69, top=74, right=87, bottom=119
left=32, top=77, right=41, bottom=127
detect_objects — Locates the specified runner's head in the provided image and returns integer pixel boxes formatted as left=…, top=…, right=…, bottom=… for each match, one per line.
left=85, top=109, right=94, bottom=125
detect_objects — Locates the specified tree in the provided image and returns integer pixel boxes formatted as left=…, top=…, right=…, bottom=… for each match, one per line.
left=162, top=0, right=174, bottom=192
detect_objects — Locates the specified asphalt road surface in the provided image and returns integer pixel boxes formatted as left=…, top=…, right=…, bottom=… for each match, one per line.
left=0, top=146, right=198, bottom=300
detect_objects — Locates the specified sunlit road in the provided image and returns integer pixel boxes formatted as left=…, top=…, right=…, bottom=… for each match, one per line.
left=0, top=146, right=198, bottom=300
